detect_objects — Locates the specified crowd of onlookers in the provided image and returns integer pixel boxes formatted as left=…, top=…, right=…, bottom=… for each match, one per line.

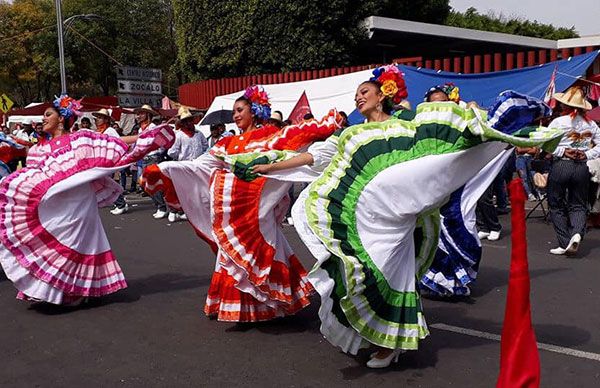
left=476, top=86, right=600, bottom=258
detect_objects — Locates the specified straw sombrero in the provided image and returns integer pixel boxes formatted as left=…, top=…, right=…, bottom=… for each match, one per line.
left=553, top=87, right=592, bottom=110
left=176, top=106, right=197, bottom=121
left=134, top=104, right=159, bottom=116
left=92, top=108, right=112, bottom=119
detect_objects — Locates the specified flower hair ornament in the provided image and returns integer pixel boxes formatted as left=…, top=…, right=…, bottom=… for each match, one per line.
left=424, top=83, right=461, bottom=103
left=369, top=65, right=408, bottom=104
left=243, top=85, right=271, bottom=122
left=53, top=94, right=82, bottom=120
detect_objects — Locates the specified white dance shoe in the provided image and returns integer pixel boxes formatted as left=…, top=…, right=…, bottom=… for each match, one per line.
left=366, top=349, right=405, bottom=368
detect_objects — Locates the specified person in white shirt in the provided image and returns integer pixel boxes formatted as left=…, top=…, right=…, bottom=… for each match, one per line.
left=165, top=107, right=209, bottom=223
left=547, top=87, right=600, bottom=256
left=15, top=118, right=34, bottom=142
left=90, top=108, right=138, bottom=215
left=134, top=105, right=168, bottom=219
left=167, top=107, right=208, bottom=161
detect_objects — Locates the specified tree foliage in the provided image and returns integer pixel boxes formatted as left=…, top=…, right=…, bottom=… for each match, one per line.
left=1, top=1, right=582, bottom=106
left=446, top=7, right=578, bottom=40
left=378, top=0, right=450, bottom=24
left=0, top=0, right=178, bottom=106
left=0, top=0, right=57, bottom=105
left=173, top=0, right=452, bottom=81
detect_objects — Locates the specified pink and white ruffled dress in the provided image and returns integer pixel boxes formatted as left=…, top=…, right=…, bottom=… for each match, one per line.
left=0, top=126, right=174, bottom=304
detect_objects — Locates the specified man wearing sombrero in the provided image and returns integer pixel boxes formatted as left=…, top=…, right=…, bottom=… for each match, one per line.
left=547, top=86, right=600, bottom=256
left=90, top=108, right=138, bottom=216
left=165, top=106, right=208, bottom=222
left=134, top=104, right=169, bottom=219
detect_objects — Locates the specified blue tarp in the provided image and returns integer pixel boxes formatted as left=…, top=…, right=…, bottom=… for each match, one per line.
left=348, top=51, right=599, bottom=125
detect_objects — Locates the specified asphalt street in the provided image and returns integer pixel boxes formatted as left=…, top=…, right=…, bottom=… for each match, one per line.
left=1, top=198, right=599, bottom=387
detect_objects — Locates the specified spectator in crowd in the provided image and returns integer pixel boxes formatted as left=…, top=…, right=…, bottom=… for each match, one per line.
left=152, top=116, right=162, bottom=126
left=90, top=108, right=137, bottom=215
left=30, top=122, right=49, bottom=144
left=165, top=107, right=209, bottom=222
left=516, top=146, right=542, bottom=201
left=112, top=122, right=124, bottom=136
left=70, top=123, right=79, bottom=132
left=80, top=117, right=92, bottom=130
left=493, top=152, right=515, bottom=214
left=547, top=87, right=600, bottom=256
left=338, top=111, right=349, bottom=128
left=14, top=118, right=33, bottom=142
left=134, top=104, right=168, bottom=219
left=207, top=123, right=231, bottom=148
left=476, top=182, right=502, bottom=241
left=267, top=110, right=285, bottom=128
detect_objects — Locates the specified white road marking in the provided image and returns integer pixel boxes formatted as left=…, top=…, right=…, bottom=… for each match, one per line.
left=430, top=323, right=600, bottom=362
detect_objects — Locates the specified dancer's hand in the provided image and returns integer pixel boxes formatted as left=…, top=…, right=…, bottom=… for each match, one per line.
left=252, top=164, right=272, bottom=175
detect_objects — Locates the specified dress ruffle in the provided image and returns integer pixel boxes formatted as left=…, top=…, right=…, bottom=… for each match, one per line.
left=0, top=126, right=175, bottom=304
left=292, top=101, right=564, bottom=353
left=420, top=150, right=512, bottom=297
left=152, top=117, right=341, bottom=322
left=204, top=171, right=313, bottom=321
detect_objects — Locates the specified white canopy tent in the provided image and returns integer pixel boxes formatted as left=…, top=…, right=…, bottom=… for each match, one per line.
left=198, top=69, right=372, bottom=135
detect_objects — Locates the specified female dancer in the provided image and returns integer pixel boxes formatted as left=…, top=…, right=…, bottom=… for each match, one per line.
left=419, top=83, right=513, bottom=298
left=0, top=95, right=174, bottom=305
left=142, top=85, right=342, bottom=321
left=243, top=68, right=562, bottom=367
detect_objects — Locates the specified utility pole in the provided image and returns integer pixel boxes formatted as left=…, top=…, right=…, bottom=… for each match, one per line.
left=55, top=0, right=67, bottom=94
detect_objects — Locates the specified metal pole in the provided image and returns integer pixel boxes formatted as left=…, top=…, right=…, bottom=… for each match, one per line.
left=55, top=0, right=67, bottom=94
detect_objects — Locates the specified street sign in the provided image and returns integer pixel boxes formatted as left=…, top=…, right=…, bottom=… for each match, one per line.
left=118, top=80, right=162, bottom=95
left=116, top=66, right=162, bottom=82
left=0, top=93, right=14, bottom=113
left=118, top=94, right=162, bottom=108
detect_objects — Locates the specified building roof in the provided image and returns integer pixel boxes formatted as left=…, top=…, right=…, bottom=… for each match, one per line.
left=361, top=16, right=595, bottom=63
left=558, top=35, right=600, bottom=49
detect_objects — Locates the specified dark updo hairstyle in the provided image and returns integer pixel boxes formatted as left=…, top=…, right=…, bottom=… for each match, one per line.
left=51, top=95, right=81, bottom=130
left=48, top=104, right=76, bottom=130
left=360, top=80, right=394, bottom=115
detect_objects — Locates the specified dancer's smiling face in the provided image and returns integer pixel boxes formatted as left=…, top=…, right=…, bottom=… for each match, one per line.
left=42, top=107, right=63, bottom=134
left=233, top=99, right=254, bottom=131
left=355, top=82, right=385, bottom=116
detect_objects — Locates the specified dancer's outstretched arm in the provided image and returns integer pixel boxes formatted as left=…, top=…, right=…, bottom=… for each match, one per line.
left=252, top=152, right=314, bottom=174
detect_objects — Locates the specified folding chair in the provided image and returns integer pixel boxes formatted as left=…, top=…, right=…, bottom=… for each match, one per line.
left=525, top=158, right=550, bottom=222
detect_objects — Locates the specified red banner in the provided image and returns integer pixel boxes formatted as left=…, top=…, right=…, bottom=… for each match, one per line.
left=287, top=91, right=312, bottom=124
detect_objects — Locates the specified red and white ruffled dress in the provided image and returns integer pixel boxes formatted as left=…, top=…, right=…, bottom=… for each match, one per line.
left=143, top=113, right=341, bottom=321
left=0, top=126, right=174, bottom=304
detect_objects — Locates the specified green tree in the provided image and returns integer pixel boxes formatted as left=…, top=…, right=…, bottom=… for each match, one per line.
left=0, top=0, right=179, bottom=105
left=173, top=0, right=451, bottom=81
left=0, top=0, right=58, bottom=105
left=62, top=0, right=178, bottom=98
left=446, top=7, right=578, bottom=40
left=378, top=0, right=450, bottom=24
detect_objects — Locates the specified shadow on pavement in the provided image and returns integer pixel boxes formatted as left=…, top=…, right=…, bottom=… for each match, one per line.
left=338, top=304, right=593, bottom=380
left=224, top=295, right=322, bottom=335
left=125, top=272, right=210, bottom=297
left=470, top=266, right=568, bottom=298
left=533, top=323, right=592, bottom=348
left=27, top=272, right=209, bottom=315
